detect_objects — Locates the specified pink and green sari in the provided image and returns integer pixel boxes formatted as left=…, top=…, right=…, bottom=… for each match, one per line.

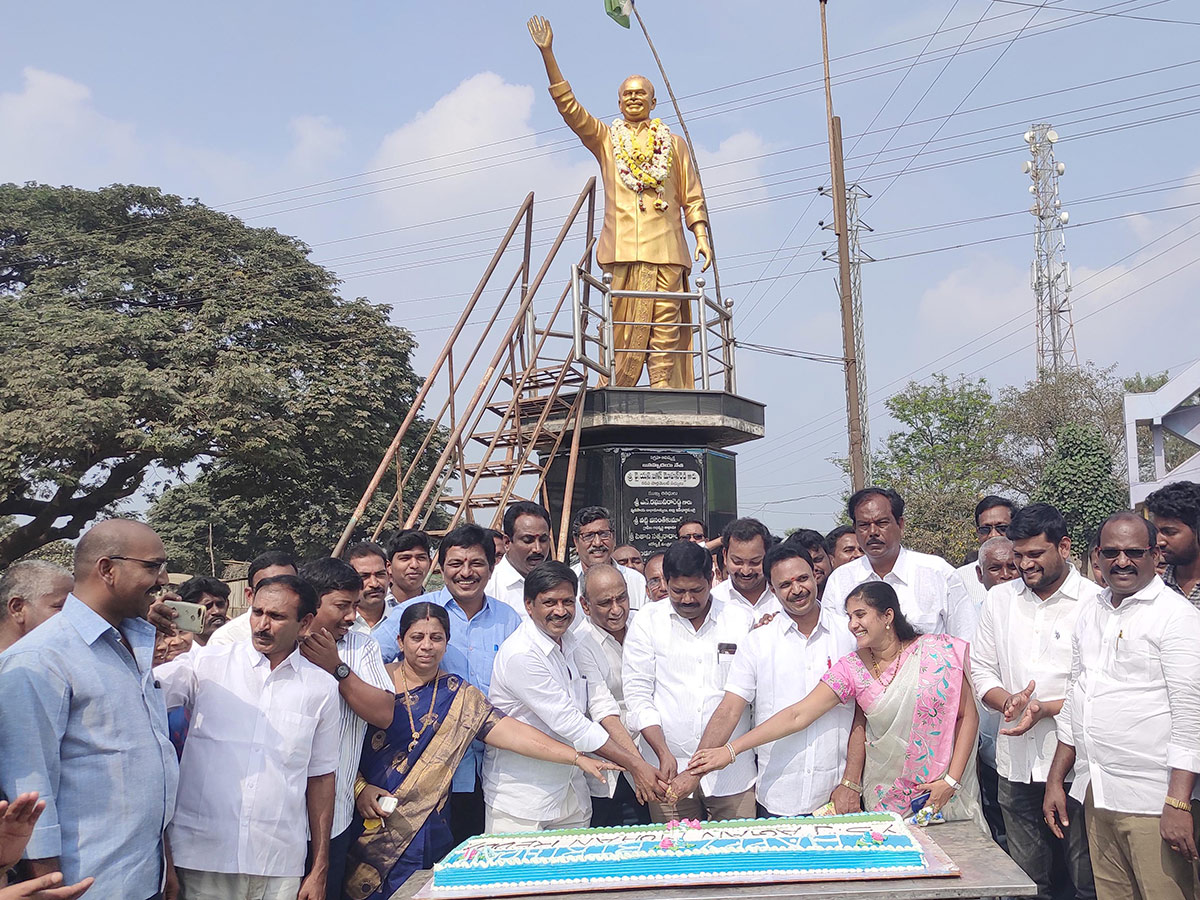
left=821, top=633, right=985, bottom=829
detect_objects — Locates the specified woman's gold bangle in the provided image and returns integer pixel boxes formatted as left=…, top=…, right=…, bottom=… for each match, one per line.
left=353, top=773, right=368, bottom=799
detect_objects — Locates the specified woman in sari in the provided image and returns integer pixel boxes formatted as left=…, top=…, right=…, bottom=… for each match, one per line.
left=689, top=581, right=984, bottom=829
left=342, top=602, right=613, bottom=900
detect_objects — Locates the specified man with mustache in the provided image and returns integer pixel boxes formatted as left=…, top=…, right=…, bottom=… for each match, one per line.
left=576, top=564, right=649, bottom=826
left=401, top=524, right=521, bottom=843
left=297, top=557, right=394, bottom=900
left=175, top=575, right=230, bottom=646
left=571, top=506, right=648, bottom=616
left=486, top=501, right=554, bottom=619
left=1045, top=512, right=1200, bottom=900
left=207, top=549, right=299, bottom=646
left=0, top=559, right=72, bottom=654
left=686, top=543, right=862, bottom=818
left=973, top=504, right=1098, bottom=900
left=782, top=529, right=834, bottom=602
left=712, top=518, right=781, bottom=616
left=623, top=540, right=756, bottom=823
left=345, top=542, right=393, bottom=631
left=484, top=561, right=664, bottom=832
left=0, top=520, right=177, bottom=900
left=156, top=574, right=340, bottom=900
left=822, top=487, right=977, bottom=640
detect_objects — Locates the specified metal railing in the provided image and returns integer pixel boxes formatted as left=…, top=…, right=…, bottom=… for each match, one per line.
left=570, top=267, right=738, bottom=393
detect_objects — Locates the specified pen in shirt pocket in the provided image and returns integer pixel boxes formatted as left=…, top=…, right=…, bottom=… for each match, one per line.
left=827, top=656, right=832, bottom=669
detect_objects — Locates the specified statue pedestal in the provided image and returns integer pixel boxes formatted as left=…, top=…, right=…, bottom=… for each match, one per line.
left=543, top=387, right=763, bottom=551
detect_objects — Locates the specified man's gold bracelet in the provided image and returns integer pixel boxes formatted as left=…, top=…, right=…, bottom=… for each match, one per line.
left=840, top=779, right=863, bottom=793
left=1165, top=796, right=1193, bottom=812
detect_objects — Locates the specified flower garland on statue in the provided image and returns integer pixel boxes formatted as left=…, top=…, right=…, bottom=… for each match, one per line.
left=610, top=117, right=673, bottom=212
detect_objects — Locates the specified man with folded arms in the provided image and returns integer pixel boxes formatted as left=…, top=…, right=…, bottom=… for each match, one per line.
left=483, top=561, right=661, bottom=832
left=623, top=540, right=757, bottom=823
left=157, top=574, right=340, bottom=900
left=973, top=503, right=1098, bottom=900
left=1044, top=512, right=1200, bottom=900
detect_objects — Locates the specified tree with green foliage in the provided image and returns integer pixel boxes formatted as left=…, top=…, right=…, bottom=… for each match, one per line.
left=868, top=374, right=1014, bottom=564
left=995, top=363, right=1128, bottom=498
left=1033, top=423, right=1127, bottom=551
left=0, top=182, right=439, bottom=569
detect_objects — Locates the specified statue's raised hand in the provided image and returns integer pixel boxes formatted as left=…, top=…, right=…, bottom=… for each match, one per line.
left=528, top=15, right=553, bottom=50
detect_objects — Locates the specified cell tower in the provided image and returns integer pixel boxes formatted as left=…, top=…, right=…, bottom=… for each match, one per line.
left=1023, top=123, right=1078, bottom=376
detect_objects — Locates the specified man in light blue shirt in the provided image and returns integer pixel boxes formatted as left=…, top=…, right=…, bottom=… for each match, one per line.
left=0, top=520, right=179, bottom=899
left=398, top=523, right=521, bottom=843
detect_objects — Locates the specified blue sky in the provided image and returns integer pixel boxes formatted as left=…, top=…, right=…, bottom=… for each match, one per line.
left=5, top=0, right=1199, bottom=535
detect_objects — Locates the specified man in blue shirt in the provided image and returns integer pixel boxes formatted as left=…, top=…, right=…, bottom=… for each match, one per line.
left=0, top=519, right=179, bottom=899
left=398, top=523, right=521, bottom=843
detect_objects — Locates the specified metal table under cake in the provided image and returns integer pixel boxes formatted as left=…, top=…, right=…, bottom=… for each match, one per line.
left=392, top=822, right=1037, bottom=900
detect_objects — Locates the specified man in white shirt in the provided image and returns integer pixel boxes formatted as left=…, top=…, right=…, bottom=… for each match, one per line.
left=569, top=506, right=647, bottom=610
left=345, top=542, right=395, bottom=631
left=623, top=540, right=757, bottom=823
left=781, top=529, right=833, bottom=601
left=684, top=543, right=863, bottom=817
left=207, top=550, right=298, bottom=646
left=973, top=504, right=1098, bottom=900
left=710, top=518, right=782, bottom=617
left=576, top=563, right=650, bottom=826
left=972, top=533, right=1021, bottom=847
left=483, top=561, right=663, bottom=833
left=1045, top=512, right=1200, bottom=900
left=296, top=558, right=395, bottom=900
left=485, top=501, right=553, bottom=618
left=956, top=496, right=1017, bottom=610
left=823, top=487, right=977, bottom=640
left=157, top=574, right=340, bottom=900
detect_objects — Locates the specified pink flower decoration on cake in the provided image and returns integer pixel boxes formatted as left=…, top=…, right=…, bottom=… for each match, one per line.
left=659, top=837, right=674, bottom=849
left=666, top=819, right=679, bottom=829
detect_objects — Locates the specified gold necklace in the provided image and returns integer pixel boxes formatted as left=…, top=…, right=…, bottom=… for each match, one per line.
left=398, top=662, right=439, bottom=752
left=867, top=642, right=905, bottom=686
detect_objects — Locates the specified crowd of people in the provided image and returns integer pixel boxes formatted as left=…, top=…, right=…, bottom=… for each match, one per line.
left=1, top=481, right=1200, bottom=900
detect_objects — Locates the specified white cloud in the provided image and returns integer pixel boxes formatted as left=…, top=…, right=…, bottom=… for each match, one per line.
left=917, top=254, right=1030, bottom=338
left=0, top=67, right=142, bottom=185
left=286, top=114, right=347, bottom=172
left=369, top=71, right=593, bottom=227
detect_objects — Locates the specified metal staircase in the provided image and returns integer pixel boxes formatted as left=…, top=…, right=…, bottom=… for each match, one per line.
left=333, top=179, right=600, bottom=560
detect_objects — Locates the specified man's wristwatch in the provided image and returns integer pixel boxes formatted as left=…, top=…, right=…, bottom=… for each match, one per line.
left=1165, top=796, right=1193, bottom=812
left=840, top=779, right=863, bottom=793
left=333, top=663, right=351, bottom=681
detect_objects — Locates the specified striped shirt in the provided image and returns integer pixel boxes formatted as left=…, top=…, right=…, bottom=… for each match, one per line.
left=333, top=630, right=393, bottom=834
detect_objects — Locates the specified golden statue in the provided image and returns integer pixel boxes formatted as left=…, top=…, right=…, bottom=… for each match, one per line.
left=528, top=15, right=711, bottom=390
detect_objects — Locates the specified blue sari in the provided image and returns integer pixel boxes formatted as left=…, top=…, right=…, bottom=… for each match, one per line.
left=342, top=671, right=504, bottom=900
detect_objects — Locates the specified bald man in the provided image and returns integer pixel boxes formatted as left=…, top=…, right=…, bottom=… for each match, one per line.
left=0, top=559, right=73, bottom=653
left=576, top=564, right=650, bottom=826
left=0, top=520, right=179, bottom=899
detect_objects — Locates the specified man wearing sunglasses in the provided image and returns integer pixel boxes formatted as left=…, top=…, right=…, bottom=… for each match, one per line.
left=1045, top=511, right=1200, bottom=900
left=956, top=495, right=1018, bottom=610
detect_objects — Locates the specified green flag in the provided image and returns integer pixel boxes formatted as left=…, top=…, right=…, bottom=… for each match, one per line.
left=605, top=0, right=632, bottom=28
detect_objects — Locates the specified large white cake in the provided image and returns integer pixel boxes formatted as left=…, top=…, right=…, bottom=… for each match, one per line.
left=425, top=811, right=947, bottom=897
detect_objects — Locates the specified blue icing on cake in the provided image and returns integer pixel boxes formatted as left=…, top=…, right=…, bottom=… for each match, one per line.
left=431, top=812, right=928, bottom=894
